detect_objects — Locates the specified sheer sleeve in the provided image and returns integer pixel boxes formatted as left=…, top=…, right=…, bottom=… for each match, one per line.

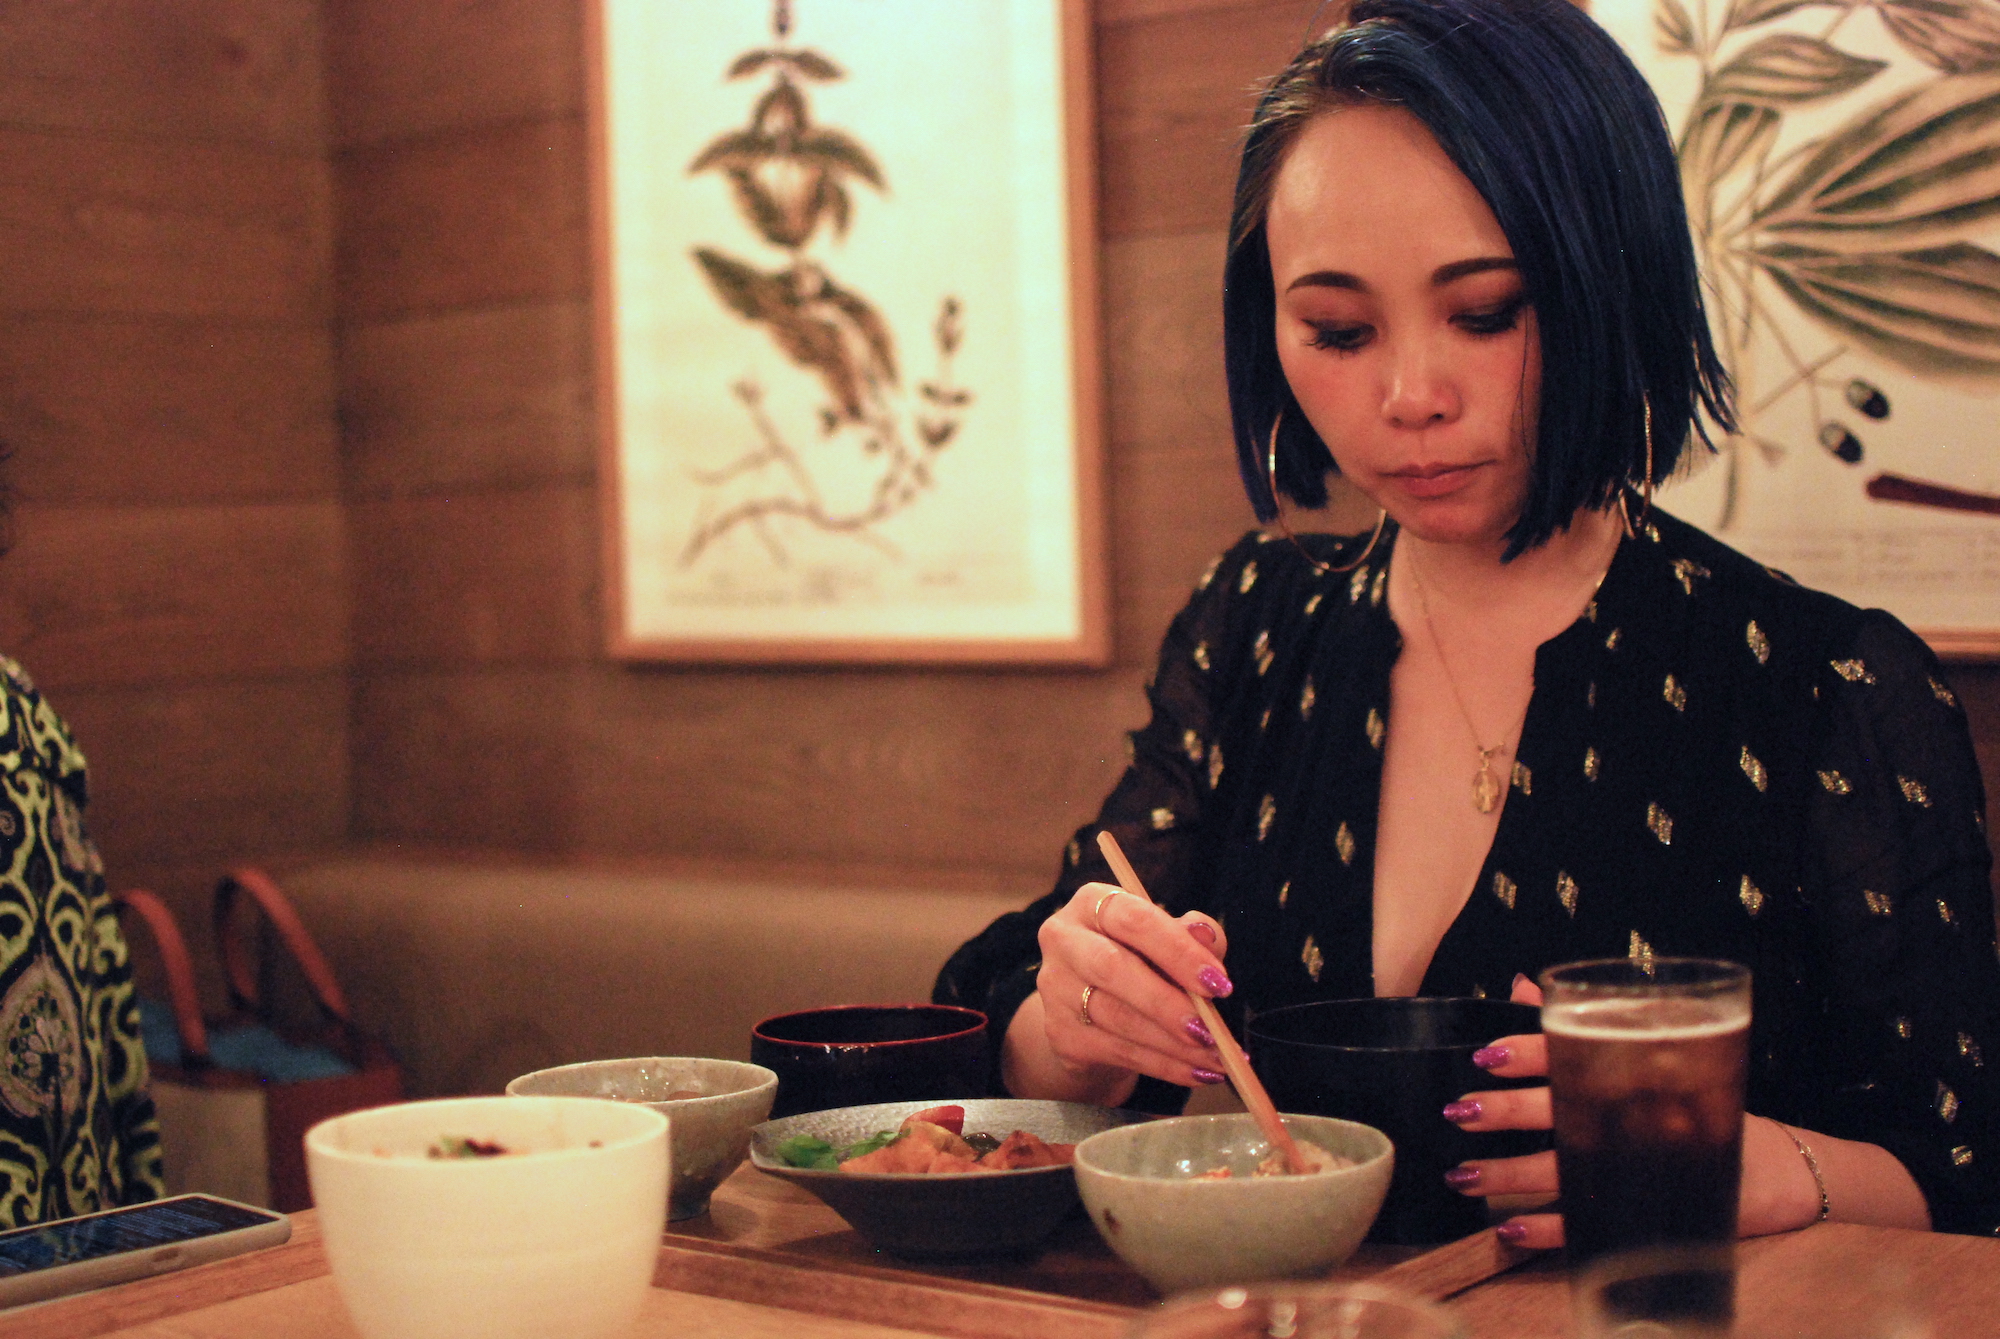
left=1801, top=611, right=2000, bottom=1233
left=933, top=534, right=1266, bottom=1107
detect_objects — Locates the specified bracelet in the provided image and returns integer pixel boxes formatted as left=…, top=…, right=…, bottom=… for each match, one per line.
left=1779, top=1123, right=1831, bottom=1224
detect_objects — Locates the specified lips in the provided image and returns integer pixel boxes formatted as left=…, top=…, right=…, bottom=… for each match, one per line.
left=1386, top=462, right=1485, bottom=501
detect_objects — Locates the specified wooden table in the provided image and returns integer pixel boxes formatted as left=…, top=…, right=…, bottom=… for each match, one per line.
left=23, top=1165, right=2000, bottom=1338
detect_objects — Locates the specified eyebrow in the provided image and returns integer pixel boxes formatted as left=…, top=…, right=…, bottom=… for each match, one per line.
left=1286, top=256, right=1519, bottom=293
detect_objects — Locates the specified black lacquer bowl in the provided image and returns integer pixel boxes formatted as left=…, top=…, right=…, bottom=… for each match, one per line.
left=1247, top=996, right=1547, bottom=1244
left=750, top=1003, right=988, bottom=1120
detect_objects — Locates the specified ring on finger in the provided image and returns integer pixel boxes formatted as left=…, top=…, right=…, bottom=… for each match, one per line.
left=1092, top=888, right=1126, bottom=936
left=1079, top=983, right=1098, bottom=1027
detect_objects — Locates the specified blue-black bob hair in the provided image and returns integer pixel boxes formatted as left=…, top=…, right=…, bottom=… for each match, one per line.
left=1225, top=0, right=1734, bottom=557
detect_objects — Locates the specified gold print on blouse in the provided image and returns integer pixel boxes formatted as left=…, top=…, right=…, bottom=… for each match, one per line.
left=1951, top=1146, right=1973, bottom=1167
left=1335, top=822, right=1356, bottom=866
left=1193, top=642, right=1211, bottom=672
left=1605, top=628, right=1623, bottom=652
left=1960, top=1032, right=1985, bottom=1067
left=1257, top=795, right=1276, bottom=841
left=1349, top=568, right=1369, bottom=604
left=1939, top=1082, right=1961, bottom=1124
left=1370, top=567, right=1388, bottom=606
left=1557, top=871, right=1579, bottom=916
left=1740, top=747, right=1768, bottom=792
left=1208, top=746, right=1224, bottom=791
left=1818, top=770, right=1853, bottom=795
left=1366, top=709, right=1385, bottom=751
left=1866, top=890, right=1895, bottom=916
left=1647, top=802, right=1674, bottom=844
left=1746, top=620, right=1770, bottom=664
left=1939, top=899, right=1956, bottom=926
left=1831, top=658, right=1876, bottom=684
left=1899, top=776, right=1932, bottom=807
left=1254, top=630, right=1274, bottom=676
left=1277, top=880, right=1290, bottom=909
left=1628, top=931, right=1655, bottom=970
left=1300, top=678, right=1316, bottom=721
left=1669, top=557, right=1711, bottom=595
left=1066, top=838, right=1080, bottom=866
left=1663, top=675, right=1687, bottom=712
left=1583, top=599, right=1598, bottom=622
left=1895, top=1015, right=1914, bottom=1040
left=1150, top=807, right=1176, bottom=831
left=1305, top=592, right=1324, bottom=617
left=1739, top=876, right=1764, bottom=916
left=1493, top=871, right=1518, bottom=911
left=1930, top=676, right=1959, bottom=708
left=1301, top=935, right=1324, bottom=982
left=1197, top=555, right=1221, bottom=591
left=1182, top=729, right=1204, bottom=764
left=1587, top=682, right=1598, bottom=709
left=1584, top=747, right=1601, bottom=782
left=1512, top=762, right=1532, bottom=795
left=1238, top=562, right=1259, bottom=595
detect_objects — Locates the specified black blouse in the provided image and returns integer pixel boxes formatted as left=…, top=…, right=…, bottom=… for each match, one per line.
left=936, top=509, right=2000, bottom=1235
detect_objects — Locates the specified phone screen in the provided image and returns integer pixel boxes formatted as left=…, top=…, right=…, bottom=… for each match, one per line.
left=0, top=1198, right=278, bottom=1276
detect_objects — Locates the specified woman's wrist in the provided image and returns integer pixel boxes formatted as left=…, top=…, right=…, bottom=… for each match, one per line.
left=1740, top=1115, right=1831, bottom=1235
left=1000, top=993, right=1140, bottom=1105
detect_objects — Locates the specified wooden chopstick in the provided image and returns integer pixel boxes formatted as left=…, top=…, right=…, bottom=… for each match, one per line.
left=1095, top=831, right=1313, bottom=1175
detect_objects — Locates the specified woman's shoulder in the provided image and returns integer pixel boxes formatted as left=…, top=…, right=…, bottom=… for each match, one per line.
left=1647, top=509, right=1940, bottom=677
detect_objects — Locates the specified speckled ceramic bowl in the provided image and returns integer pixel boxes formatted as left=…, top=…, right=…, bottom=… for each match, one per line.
left=749, top=1098, right=1146, bottom=1259
left=507, top=1057, right=776, bottom=1219
left=1072, top=1113, right=1394, bottom=1294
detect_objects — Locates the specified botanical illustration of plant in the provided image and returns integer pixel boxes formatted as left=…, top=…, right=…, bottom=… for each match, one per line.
left=680, top=0, right=973, bottom=568
left=1657, top=0, right=2000, bottom=525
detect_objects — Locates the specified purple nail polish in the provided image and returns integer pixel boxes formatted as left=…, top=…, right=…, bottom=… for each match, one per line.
left=1184, top=1016, right=1216, bottom=1047
left=1442, top=1099, right=1482, bottom=1123
left=1188, top=922, right=1217, bottom=946
left=1443, top=1166, right=1482, bottom=1190
left=1472, top=1045, right=1510, bottom=1070
left=1495, top=1222, right=1530, bottom=1246
left=1192, top=1068, right=1227, bottom=1085
left=1197, top=966, right=1233, bottom=998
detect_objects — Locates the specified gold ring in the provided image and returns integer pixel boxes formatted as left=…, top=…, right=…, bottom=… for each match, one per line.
left=1079, top=984, right=1097, bottom=1026
left=1092, top=888, right=1125, bottom=936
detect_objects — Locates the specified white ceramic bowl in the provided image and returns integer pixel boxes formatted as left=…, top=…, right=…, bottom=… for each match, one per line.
left=1073, top=1113, right=1394, bottom=1294
left=305, top=1096, right=668, bottom=1339
left=507, top=1057, right=777, bottom=1219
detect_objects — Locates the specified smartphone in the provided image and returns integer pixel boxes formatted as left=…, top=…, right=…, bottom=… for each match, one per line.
left=0, top=1194, right=290, bottom=1309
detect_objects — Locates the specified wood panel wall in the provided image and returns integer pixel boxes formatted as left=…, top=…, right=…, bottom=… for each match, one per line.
left=0, top=2, right=348, bottom=898
left=324, top=0, right=2000, bottom=899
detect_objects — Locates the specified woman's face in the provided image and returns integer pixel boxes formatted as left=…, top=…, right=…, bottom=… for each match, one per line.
left=1265, top=104, right=1541, bottom=548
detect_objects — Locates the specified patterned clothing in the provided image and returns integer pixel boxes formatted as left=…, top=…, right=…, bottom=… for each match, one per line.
left=0, top=658, right=161, bottom=1225
left=937, top=510, right=2000, bottom=1235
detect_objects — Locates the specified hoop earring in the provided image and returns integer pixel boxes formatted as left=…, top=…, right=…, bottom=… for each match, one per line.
left=1620, top=397, right=1656, bottom=539
left=1266, top=411, right=1383, bottom=576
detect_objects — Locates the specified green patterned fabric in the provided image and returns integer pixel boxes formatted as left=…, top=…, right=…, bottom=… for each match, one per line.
left=0, top=657, right=162, bottom=1225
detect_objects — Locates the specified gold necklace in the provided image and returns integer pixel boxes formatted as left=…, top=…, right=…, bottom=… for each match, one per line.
left=1406, top=550, right=1510, bottom=815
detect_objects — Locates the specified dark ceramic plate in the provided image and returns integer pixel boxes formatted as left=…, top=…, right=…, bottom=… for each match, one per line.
left=748, top=1098, right=1147, bottom=1259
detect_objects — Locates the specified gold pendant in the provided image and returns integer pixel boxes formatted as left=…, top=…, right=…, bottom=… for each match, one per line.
left=1472, top=749, right=1502, bottom=814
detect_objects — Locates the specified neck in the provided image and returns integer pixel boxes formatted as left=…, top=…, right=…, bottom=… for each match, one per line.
left=1395, top=507, right=1625, bottom=613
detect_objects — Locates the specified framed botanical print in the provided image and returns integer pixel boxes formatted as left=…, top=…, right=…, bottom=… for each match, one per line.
left=589, top=0, right=1108, bottom=664
left=1595, top=0, right=2000, bottom=656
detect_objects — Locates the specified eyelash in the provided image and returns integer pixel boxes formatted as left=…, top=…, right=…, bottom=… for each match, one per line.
left=1304, top=297, right=1530, bottom=353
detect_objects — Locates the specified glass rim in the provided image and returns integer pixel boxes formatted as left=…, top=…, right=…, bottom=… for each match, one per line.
left=1540, top=956, right=1750, bottom=996
left=1133, top=1280, right=1468, bottom=1338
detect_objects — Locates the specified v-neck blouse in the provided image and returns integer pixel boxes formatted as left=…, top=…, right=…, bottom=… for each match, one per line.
left=935, top=509, right=2000, bottom=1234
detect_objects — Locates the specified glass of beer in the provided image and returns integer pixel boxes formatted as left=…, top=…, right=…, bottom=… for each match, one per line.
left=1540, top=958, right=1751, bottom=1278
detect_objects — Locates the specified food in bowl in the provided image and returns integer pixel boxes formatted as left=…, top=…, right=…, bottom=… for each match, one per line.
left=771, top=1104, right=1076, bottom=1173
left=426, top=1136, right=512, bottom=1159
left=1188, top=1140, right=1355, bottom=1178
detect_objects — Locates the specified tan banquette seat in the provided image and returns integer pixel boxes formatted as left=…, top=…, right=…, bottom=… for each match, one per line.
left=274, top=852, right=1036, bottom=1098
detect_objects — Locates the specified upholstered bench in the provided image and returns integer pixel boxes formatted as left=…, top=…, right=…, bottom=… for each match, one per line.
left=274, top=853, right=1036, bottom=1098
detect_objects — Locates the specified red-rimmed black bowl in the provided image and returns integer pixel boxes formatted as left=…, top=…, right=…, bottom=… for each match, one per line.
left=750, top=1004, right=987, bottom=1119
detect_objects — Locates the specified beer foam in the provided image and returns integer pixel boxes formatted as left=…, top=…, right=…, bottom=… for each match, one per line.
left=1543, top=997, right=1747, bottom=1040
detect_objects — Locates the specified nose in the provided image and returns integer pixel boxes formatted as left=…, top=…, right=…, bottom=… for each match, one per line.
left=1380, top=337, right=1459, bottom=429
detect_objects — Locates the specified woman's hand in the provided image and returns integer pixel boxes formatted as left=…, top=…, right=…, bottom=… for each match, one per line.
left=1442, top=978, right=1927, bottom=1244
left=1000, top=881, right=1229, bottom=1105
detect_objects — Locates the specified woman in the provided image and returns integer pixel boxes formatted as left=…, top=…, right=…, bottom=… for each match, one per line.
left=936, top=0, right=2000, bottom=1242
left=0, top=634, right=161, bottom=1222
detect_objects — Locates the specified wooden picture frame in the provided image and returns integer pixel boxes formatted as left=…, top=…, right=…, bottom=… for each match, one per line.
left=1595, top=0, right=2000, bottom=658
left=588, top=0, right=1108, bottom=665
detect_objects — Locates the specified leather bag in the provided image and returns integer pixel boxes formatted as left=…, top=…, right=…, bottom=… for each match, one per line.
left=116, top=868, right=403, bottom=1210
